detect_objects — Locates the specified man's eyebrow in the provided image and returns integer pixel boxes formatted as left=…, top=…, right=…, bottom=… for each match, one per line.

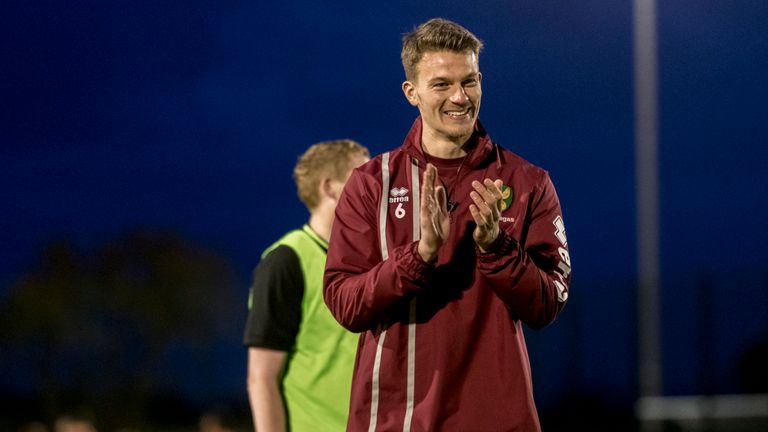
left=426, top=72, right=479, bottom=84
left=426, top=76, right=449, bottom=84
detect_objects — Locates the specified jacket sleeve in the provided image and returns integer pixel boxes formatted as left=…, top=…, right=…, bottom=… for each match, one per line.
left=323, top=169, right=432, bottom=333
left=477, top=172, right=571, bottom=329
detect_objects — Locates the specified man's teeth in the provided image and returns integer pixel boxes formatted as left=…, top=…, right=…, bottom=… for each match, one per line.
left=446, top=110, right=469, bottom=117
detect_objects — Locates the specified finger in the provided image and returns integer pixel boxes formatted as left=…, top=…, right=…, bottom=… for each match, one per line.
left=431, top=215, right=441, bottom=237
left=484, top=179, right=503, bottom=201
left=422, top=164, right=436, bottom=194
left=421, top=164, right=436, bottom=213
left=469, top=203, right=481, bottom=223
left=435, top=184, right=448, bottom=214
left=472, top=180, right=497, bottom=206
left=478, top=180, right=502, bottom=212
left=469, top=191, right=492, bottom=223
left=483, top=179, right=503, bottom=217
left=427, top=163, right=437, bottom=182
left=469, top=204, right=489, bottom=228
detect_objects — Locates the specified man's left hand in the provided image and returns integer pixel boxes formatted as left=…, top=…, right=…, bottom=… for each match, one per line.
left=469, top=179, right=504, bottom=252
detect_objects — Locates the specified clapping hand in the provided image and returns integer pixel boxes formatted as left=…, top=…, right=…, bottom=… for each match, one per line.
left=469, top=179, right=504, bottom=252
left=417, top=163, right=450, bottom=263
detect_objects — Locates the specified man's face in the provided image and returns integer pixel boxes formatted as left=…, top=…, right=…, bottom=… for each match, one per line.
left=403, top=50, right=482, bottom=145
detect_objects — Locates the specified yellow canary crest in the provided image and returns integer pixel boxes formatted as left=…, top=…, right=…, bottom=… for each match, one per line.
left=500, top=184, right=513, bottom=211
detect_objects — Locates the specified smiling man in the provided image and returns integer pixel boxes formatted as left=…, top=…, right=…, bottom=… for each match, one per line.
left=324, top=18, right=572, bottom=431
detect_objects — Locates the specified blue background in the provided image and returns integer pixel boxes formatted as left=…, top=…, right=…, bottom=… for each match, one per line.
left=2, top=0, right=767, bottom=421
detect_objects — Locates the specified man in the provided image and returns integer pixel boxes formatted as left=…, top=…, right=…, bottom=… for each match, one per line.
left=244, top=139, right=370, bottom=432
left=323, top=19, right=572, bottom=431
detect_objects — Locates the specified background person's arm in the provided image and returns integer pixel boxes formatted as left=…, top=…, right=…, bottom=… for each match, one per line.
left=243, top=245, right=303, bottom=431
left=247, top=347, right=288, bottom=432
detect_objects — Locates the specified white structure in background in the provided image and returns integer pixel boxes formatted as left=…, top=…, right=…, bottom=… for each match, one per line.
left=633, top=0, right=768, bottom=430
left=634, top=0, right=662, bottom=410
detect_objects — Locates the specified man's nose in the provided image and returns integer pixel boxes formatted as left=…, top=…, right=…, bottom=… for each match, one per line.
left=449, top=85, right=469, bottom=104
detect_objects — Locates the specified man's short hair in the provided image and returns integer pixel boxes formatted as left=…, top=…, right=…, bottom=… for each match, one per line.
left=293, top=139, right=369, bottom=210
left=401, top=18, right=484, bottom=82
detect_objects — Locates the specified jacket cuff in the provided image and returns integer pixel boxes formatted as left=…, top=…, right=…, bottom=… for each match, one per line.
left=477, top=230, right=519, bottom=262
left=395, top=241, right=433, bottom=284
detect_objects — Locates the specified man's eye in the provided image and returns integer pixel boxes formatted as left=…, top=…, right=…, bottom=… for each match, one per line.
left=464, top=80, right=478, bottom=87
left=433, top=83, right=448, bottom=88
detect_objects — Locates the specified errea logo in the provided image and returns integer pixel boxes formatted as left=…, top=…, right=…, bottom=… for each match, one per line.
left=390, top=187, right=408, bottom=197
left=389, top=187, right=409, bottom=219
left=389, top=187, right=409, bottom=203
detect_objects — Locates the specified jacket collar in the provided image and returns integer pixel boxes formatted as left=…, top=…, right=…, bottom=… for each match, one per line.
left=402, top=116, right=495, bottom=169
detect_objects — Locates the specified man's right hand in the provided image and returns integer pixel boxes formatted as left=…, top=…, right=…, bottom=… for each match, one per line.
left=418, top=163, right=450, bottom=263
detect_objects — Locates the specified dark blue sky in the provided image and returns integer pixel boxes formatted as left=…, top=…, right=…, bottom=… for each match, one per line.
left=2, top=0, right=767, bottom=407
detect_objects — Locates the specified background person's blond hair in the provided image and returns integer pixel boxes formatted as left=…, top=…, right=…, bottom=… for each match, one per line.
left=293, top=139, right=369, bottom=210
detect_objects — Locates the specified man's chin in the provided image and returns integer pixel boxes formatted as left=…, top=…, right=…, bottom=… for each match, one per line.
left=444, top=126, right=475, bottom=141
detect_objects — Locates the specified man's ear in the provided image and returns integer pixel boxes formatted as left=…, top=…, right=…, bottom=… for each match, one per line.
left=320, top=177, right=333, bottom=201
left=402, top=81, right=419, bottom=107
left=320, top=177, right=344, bottom=202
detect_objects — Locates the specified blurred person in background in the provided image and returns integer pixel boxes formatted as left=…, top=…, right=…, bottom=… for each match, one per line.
left=243, top=139, right=370, bottom=431
left=323, top=18, right=572, bottom=431
left=199, top=404, right=238, bottom=432
left=53, top=413, right=97, bottom=432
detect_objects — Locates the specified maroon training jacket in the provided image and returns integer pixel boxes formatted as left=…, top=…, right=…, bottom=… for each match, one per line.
left=324, top=117, right=571, bottom=431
